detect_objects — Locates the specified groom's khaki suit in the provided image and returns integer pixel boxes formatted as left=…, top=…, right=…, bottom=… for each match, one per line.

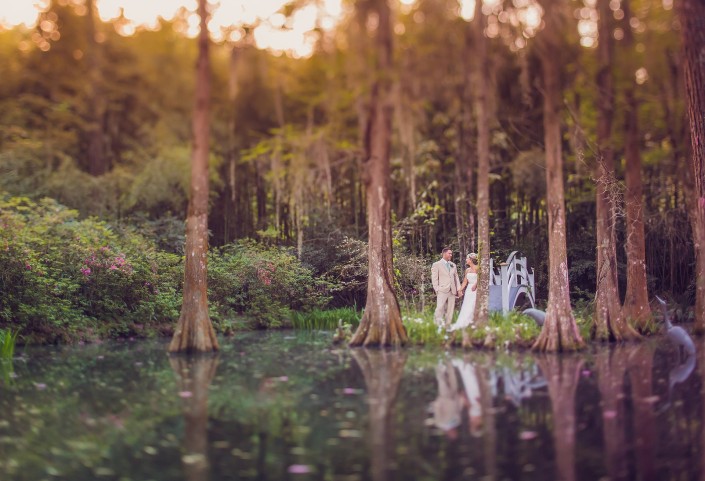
left=432, top=259, right=461, bottom=328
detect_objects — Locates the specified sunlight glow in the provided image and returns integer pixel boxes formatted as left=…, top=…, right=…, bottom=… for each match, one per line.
left=0, top=0, right=345, bottom=58
left=459, top=0, right=476, bottom=21
left=0, top=0, right=47, bottom=28
left=577, top=0, right=598, bottom=49
left=635, top=67, right=649, bottom=85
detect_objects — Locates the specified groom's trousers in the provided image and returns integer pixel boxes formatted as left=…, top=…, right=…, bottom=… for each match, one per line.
left=434, top=290, right=455, bottom=328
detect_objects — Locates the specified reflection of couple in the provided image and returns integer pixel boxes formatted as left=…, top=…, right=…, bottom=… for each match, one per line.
left=431, top=247, right=479, bottom=331
left=429, top=360, right=483, bottom=439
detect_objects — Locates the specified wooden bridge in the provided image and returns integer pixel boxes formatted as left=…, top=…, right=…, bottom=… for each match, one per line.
left=488, top=251, right=536, bottom=314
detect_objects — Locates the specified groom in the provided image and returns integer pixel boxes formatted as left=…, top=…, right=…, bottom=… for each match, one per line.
left=431, top=247, right=462, bottom=330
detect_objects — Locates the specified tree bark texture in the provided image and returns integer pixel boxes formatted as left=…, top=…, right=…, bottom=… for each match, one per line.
left=533, top=1, right=585, bottom=352
left=594, top=0, right=639, bottom=342
left=170, top=0, right=219, bottom=353
left=678, top=0, right=705, bottom=332
left=623, top=89, right=652, bottom=328
left=350, top=0, right=408, bottom=347
left=620, top=0, right=652, bottom=331
left=473, top=0, right=491, bottom=331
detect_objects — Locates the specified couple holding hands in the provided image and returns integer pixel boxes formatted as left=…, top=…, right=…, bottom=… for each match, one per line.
left=431, top=247, right=478, bottom=332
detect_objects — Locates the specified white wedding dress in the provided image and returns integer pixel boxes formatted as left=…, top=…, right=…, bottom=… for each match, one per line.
left=450, top=271, right=477, bottom=331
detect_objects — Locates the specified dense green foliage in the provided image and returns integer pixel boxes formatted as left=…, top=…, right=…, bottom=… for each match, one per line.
left=0, top=196, right=181, bottom=342
left=0, top=196, right=342, bottom=342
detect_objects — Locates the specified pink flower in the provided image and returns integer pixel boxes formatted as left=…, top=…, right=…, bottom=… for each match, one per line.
left=81, top=267, right=91, bottom=276
left=109, top=265, right=118, bottom=270
left=287, top=465, right=312, bottom=474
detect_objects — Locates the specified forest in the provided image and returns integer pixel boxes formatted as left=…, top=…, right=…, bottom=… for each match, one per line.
left=0, top=0, right=703, bottom=351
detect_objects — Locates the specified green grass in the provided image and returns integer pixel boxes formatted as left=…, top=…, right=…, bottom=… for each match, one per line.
left=290, top=308, right=361, bottom=330
left=402, top=309, right=543, bottom=349
left=0, top=329, right=19, bottom=359
left=402, top=310, right=446, bottom=345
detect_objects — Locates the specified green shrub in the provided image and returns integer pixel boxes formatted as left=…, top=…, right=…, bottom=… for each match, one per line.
left=208, top=240, right=335, bottom=329
left=0, top=196, right=181, bottom=342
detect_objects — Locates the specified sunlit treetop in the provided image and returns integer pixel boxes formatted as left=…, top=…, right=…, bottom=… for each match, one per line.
left=0, top=0, right=347, bottom=58
left=0, top=0, right=675, bottom=60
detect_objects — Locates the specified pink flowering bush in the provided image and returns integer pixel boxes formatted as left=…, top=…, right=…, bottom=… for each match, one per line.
left=0, top=196, right=180, bottom=343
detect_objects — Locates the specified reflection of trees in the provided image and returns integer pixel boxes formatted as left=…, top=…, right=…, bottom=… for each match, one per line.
left=476, top=364, right=497, bottom=481
left=537, top=355, right=583, bottom=481
left=596, top=347, right=630, bottom=480
left=169, top=354, right=219, bottom=481
left=351, top=349, right=407, bottom=481
left=626, top=344, right=656, bottom=481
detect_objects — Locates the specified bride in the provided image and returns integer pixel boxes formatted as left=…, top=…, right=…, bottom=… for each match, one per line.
left=450, top=253, right=478, bottom=331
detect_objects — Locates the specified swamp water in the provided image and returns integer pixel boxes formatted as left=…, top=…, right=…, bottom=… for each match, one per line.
left=0, top=331, right=702, bottom=481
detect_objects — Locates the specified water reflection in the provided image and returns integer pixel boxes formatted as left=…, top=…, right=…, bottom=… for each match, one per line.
left=627, top=344, right=657, bottom=481
left=169, top=354, right=219, bottom=481
left=351, top=348, right=407, bottom=481
left=429, top=361, right=463, bottom=437
left=1, top=332, right=704, bottom=481
left=537, top=355, right=583, bottom=481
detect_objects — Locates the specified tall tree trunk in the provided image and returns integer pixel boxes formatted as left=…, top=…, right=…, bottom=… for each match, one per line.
left=395, top=56, right=417, bottom=217
left=594, top=0, right=639, bottom=342
left=169, top=355, right=219, bottom=481
left=622, top=80, right=652, bottom=328
left=169, top=0, right=219, bottom=353
left=350, top=0, right=408, bottom=347
left=350, top=349, right=406, bottom=481
left=85, top=0, right=107, bottom=176
left=537, top=355, right=583, bottom=481
left=678, top=0, right=705, bottom=333
left=224, top=44, right=242, bottom=245
left=456, top=22, right=476, bottom=263
left=533, top=1, right=585, bottom=352
left=473, top=0, right=491, bottom=331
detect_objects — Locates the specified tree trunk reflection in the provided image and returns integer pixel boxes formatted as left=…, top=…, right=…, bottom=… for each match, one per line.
left=169, top=354, right=219, bottom=481
left=596, top=347, right=630, bottom=480
left=351, top=349, right=407, bottom=481
left=537, top=355, right=583, bottom=481
left=626, top=344, right=657, bottom=481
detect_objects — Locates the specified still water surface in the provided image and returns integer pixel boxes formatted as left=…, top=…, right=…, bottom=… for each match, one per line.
left=0, top=331, right=702, bottom=481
